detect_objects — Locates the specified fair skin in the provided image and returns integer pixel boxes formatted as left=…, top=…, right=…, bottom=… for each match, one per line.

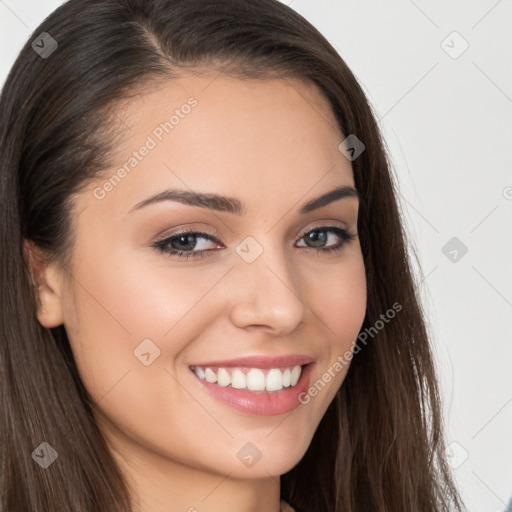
left=27, top=71, right=367, bottom=512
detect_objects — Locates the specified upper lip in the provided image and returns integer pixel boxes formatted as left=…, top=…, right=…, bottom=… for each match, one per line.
left=189, top=354, right=315, bottom=369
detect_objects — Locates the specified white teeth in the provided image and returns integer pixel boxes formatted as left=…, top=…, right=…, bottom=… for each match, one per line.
left=217, top=368, right=231, bottom=387
left=231, top=369, right=246, bottom=389
left=246, top=368, right=265, bottom=391
left=291, top=366, right=301, bottom=386
left=282, top=368, right=291, bottom=387
left=191, top=364, right=304, bottom=392
left=204, top=368, right=217, bottom=383
left=265, top=368, right=283, bottom=391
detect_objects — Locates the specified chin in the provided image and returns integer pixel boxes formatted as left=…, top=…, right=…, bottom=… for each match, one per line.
left=229, top=436, right=312, bottom=478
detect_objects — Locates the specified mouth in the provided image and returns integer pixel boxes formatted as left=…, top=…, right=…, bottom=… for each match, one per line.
left=190, top=364, right=306, bottom=392
left=188, top=361, right=315, bottom=416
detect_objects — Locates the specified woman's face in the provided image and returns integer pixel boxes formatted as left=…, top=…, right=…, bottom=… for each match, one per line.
left=36, top=72, right=366, bottom=487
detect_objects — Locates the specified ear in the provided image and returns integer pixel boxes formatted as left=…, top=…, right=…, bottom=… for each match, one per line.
left=23, top=239, right=65, bottom=328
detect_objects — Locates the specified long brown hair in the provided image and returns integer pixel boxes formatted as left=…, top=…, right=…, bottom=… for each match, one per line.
left=0, top=0, right=464, bottom=510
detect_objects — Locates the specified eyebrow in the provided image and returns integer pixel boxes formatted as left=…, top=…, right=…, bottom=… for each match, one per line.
left=129, top=184, right=359, bottom=215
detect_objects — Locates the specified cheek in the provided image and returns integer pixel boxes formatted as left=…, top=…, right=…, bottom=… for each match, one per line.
left=63, top=248, right=230, bottom=395
left=68, top=246, right=226, bottom=344
left=292, top=253, right=366, bottom=420
left=305, top=251, right=366, bottom=371
left=302, top=251, right=367, bottom=346
left=62, top=253, right=230, bottom=461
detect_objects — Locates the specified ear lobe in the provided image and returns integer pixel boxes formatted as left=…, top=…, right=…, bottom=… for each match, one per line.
left=23, top=239, right=65, bottom=328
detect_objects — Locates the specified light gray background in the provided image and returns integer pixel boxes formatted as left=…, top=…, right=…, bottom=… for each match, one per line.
left=1, top=1, right=511, bottom=510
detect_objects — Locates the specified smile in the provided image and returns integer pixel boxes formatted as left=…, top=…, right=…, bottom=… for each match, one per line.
left=189, top=362, right=315, bottom=416
left=190, top=365, right=303, bottom=392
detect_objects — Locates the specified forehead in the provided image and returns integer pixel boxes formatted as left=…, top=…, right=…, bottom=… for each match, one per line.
left=120, top=70, right=340, bottom=132
left=77, top=71, right=354, bottom=219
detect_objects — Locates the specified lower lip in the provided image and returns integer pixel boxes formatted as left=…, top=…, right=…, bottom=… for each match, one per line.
left=190, top=363, right=314, bottom=416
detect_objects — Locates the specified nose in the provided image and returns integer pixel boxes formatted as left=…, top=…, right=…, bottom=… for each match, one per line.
left=228, top=238, right=306, bottom=334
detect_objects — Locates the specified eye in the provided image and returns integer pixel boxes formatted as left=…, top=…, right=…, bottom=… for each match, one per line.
left=153, top=229, right=221, bottom=260
left=296, top=224, right=356, bottom=253
left=153, top=223, right=356, bottom=260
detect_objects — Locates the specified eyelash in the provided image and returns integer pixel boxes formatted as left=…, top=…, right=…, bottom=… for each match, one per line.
left=153, top=223, right=356, bottom=260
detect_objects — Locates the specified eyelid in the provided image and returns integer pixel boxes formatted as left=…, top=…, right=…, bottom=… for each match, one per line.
left=297, top=220, right=349, bottom=238
left=154, top=225, right=223, bottom=244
